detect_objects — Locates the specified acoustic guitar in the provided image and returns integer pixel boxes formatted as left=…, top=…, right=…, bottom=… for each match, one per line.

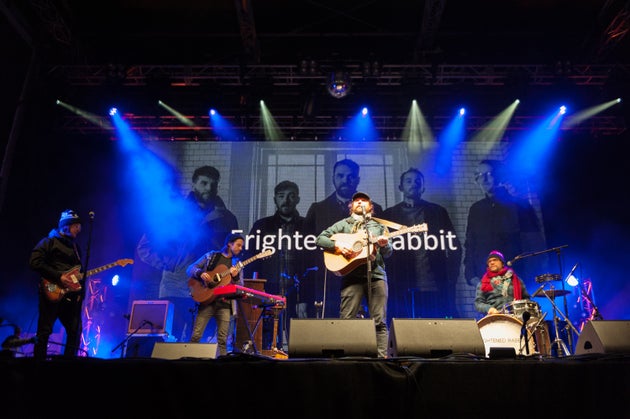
left=41, top=258, right=134, bottom=302
left=187, top=249, right=274, bottom=304
left=323, top=223, right=428, bottom=276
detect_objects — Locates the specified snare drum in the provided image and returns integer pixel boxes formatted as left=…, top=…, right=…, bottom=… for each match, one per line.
left=504, top=299, right=541, bottom=320
left=477, top=314, right=535, bottom=357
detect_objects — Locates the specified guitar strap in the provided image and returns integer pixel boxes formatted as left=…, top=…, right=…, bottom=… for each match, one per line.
left=371, top=216, right=406, bottom=230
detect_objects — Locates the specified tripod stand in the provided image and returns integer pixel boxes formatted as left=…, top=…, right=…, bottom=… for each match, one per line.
left=535, top=287, right=579, bottom=357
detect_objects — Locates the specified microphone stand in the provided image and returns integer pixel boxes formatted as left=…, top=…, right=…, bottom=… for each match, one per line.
left=75, top=211, right=96, bottom=357
left=361, top=207, right=373, bottom=318
left=111, top=319, right=151, bottom=358
left=579, top=280, right=604, bottom=321
left=540, top=289, right=579, bottom=357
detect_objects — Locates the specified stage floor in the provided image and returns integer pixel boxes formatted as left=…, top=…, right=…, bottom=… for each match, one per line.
left=2, top=352, right=628, bottom=418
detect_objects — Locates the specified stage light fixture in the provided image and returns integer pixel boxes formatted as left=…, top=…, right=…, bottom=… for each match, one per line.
left=327, top=70, right=352, bottom=99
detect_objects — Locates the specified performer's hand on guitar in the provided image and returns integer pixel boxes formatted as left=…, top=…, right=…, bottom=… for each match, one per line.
left=335, top=245, right=355, bottom=259
left=200, top=271, right=215, bottom=285
left=60, top=271, right=82, bottom=288
left=374, top=234, right=389, bottom=248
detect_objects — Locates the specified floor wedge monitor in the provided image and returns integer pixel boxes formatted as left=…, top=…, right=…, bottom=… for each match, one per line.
left=288, top=319, right=378, bottom=358
left=151, top=342, right=218, bottom=359
left=388, top=318, right=486, bottom=358
left=575, top=320, right=630, bottom=355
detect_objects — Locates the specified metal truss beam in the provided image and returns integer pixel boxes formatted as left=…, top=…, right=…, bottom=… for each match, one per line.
left=50, top=63, right=628, bottom=88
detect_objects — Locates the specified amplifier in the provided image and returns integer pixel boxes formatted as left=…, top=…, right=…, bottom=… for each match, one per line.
left=128, top=300, right=174, bottom=335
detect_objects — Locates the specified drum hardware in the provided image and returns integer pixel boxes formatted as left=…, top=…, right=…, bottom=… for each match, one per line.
left=535, top=273, right=562, bottom=283
left=520, top=312, right=531, bottom=355
left=536, top=286, right=580, bottom=357
left=533, top=289, right=571, bottom=298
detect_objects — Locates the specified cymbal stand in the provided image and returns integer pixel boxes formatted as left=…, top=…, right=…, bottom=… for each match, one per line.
left=541, top=287, right=579, bottom=357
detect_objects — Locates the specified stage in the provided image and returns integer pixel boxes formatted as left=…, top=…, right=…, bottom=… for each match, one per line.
left=1, top=352, right=628, bottom=418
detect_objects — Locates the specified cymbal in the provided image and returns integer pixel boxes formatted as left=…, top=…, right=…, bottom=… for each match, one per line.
left=533, top=289, right=571, bottom=298
left=535, top=273, right=561, bottom=283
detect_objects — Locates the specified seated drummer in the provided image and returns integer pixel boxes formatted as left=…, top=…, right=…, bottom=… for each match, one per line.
left=474, top=250, right=530, bottom=316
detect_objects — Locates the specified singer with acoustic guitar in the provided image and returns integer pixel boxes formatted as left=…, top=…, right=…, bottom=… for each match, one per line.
left=29, top=209, right=86, bottom=360
left=186, top=232, right=245, bottom=356
left=315, top=192, right=392, bottom=358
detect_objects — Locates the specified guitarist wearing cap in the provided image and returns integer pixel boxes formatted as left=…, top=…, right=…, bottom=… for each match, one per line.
left=29, top=209, right=85, bottom=360
left=316, top=192, right=392, bottom=358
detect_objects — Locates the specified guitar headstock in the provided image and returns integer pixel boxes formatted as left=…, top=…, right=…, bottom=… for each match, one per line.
left=405, top=223, right=428, bottom=234
left=258, top=249, right=275, bottom=260
left=116, top=258, right=134, bottom=267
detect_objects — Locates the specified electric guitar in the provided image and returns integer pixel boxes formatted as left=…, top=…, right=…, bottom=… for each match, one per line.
left=323, top=223, right=428, bottom=276
left=41, top=258, right=134, bottom=302
left=188, top=249, right=274, bottom=304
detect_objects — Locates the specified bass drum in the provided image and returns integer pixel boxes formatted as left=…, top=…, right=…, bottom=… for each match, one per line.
left=477, top=314, right=535, bottom=357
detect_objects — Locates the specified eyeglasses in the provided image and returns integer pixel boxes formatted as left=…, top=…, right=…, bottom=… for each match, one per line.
left=474, top=171, right=493, bottom=181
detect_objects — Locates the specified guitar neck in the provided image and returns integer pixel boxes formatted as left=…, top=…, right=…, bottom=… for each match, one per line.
left=86, top=263, right=118, bottom=278
left=386, top=223, right=427, bottom=240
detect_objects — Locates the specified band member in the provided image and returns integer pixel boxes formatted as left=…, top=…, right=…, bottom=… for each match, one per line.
left=304, top=159, right=384, bottom=318
left=315, top=192, right=392, bottom=358
left=29, top=209, right=85, bottom=360
left=474, top=250, right=530, bottom=315
left=186, top=233, right=244, bottom=356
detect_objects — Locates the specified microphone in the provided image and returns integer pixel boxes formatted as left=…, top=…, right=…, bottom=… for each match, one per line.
left=506, top=255, right=520, bottom=267
left=306, top=266, right=319, bottom=272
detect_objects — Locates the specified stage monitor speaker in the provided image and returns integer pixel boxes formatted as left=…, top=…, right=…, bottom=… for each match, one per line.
left=288, top=319, right=378, bottom=358
left=128, top=300, right=174, bottom=335
left=388, top=318, right=486, bottom=358
left=575, top=320, right=630, bottom=355
left=151, top=343, right=218, bottom=359
left=124, top=335, right=167, bottom=358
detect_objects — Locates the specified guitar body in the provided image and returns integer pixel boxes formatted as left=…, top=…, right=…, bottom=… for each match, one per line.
left=41, top=268, right=82, bottom=302
left=323, top=223, right=428, bottom=276
left=41, top=259, right=134, bottom=302
left=187, top=249, right=274, bottom=305
left=187, top=264, right=234, bottom=304
left=324, top=233, right=371, bottom=277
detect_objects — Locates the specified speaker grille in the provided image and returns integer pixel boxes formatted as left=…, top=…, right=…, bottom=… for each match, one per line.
left=288, top=319, right=378, bottom=358
left=388, top=318, right=486, bottom=358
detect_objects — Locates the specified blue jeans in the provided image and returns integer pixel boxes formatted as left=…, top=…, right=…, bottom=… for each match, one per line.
left=339, top=280, right=389, bottom=358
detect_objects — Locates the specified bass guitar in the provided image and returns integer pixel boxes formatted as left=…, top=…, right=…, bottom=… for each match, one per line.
left=323, top=223, right=428, bottom=276
left=41, top=258, right=134, bottom=302
left=188, top=249, right=274, bottom=304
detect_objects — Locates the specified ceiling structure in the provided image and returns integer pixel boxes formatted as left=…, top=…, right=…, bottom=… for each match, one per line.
left=2, top=0, right=629, bottom=140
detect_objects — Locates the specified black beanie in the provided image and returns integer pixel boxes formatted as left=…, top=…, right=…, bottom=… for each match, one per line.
left=59, top=209, right=82, bottom=229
